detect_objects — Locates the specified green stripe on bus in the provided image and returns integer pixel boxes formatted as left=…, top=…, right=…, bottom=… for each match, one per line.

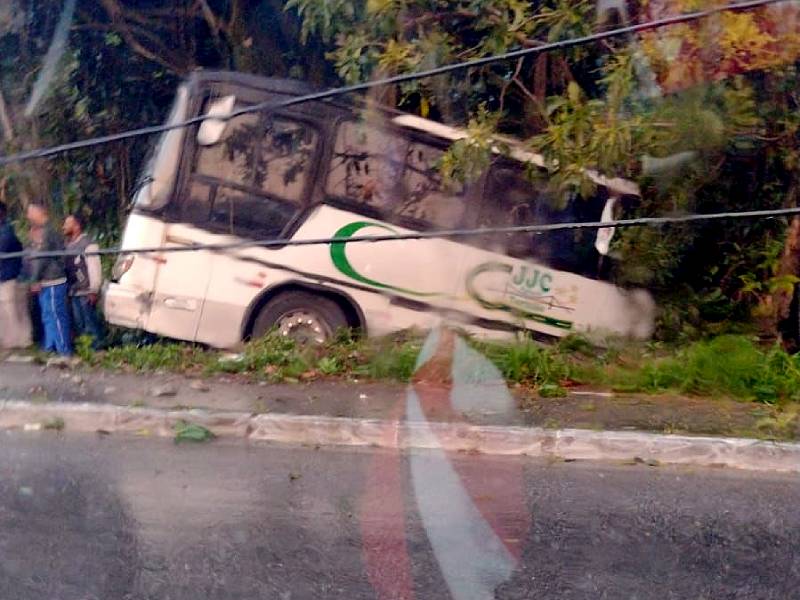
left=329, top=221, right=440, bottom=297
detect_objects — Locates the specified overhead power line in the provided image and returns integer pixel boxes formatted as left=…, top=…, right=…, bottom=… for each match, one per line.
left=0, top=0, right=790, bottom=167
left=2, top=206, right=799, bottom=261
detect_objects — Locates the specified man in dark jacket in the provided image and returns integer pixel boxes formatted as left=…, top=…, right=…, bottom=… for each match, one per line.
left=63, top=213, right=103, bottom=349
left=0, top=202, right=32, bottom=349
left=26, top=203, right=72, bottom=355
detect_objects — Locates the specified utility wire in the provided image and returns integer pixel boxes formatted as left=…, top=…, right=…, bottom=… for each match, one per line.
left=2, top=206, right=799, bottom=260
left=0, top=0, right=790, bottom=166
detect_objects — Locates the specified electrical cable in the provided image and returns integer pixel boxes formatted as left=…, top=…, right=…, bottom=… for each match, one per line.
left=2, top=205, right=799, bottom=260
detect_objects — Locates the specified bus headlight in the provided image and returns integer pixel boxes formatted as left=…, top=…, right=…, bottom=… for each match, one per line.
left=112, top=254, right=135, bottom=281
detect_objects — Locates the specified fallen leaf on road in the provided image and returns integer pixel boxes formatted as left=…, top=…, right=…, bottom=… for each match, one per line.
left=174, top=421, right=215, bottom=444
left=42, top=417, right=65, bottom=431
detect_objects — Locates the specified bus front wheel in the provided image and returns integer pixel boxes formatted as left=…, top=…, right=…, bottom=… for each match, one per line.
left=252, top=291, right=349, bottom=345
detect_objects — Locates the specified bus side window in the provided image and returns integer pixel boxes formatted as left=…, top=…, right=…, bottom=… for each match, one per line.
left=326, top=121, right=407, bottom=217
left=184, top=110, right=261, bottom=229
left=255, top=117, right=317, bottom=202
left=231, top=118, right=319, bottom=238
left=395, top=142, right=467, bottom=229
left=478, top=167, right=547, bottom=259
left=196, top=113, right=260, bottom=187
left=189, top=109, right=318, bottom=239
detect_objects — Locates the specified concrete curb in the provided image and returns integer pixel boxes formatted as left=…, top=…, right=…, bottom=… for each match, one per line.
left=1, top=399, right=798, bottom=473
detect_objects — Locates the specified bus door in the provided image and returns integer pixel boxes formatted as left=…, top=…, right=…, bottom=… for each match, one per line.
left=144, top=95, right=261, bottom=342
left=323, top=121, right=471, bottom=326
left=145, top=222, right=214, bottom=342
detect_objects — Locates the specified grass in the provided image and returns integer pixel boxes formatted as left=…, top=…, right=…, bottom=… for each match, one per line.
left=76, top=330, right=800, bottom=405
left=42, top=416, right=65, bottom=431
left=80, top=329, right=422, bottom=384
left=600, top=336, right=800, bottom=404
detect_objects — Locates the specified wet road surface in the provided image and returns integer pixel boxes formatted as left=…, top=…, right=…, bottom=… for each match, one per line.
left=0, top=432, right=798, bottom=599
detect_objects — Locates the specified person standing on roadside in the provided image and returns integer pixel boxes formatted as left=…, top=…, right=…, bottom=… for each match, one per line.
left=26, top=203, right=72, bottom=355
left=0, top=202, right=32, bottom=349
left=63, top=213, right=103, bottom=349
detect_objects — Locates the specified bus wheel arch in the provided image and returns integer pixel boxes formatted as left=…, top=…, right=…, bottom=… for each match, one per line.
left=242, top=283, right=366, bottom=343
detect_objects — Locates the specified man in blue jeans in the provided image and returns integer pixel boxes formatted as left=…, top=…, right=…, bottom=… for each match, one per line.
left=63, top=213, right=103, bottom=349
left=26, top=203, right=72, bottom=355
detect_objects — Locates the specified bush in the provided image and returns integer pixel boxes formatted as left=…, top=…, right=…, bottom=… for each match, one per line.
left=607, top=335, right=800, bottom=403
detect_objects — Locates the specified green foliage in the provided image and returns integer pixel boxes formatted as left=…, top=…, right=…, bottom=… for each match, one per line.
left=754, top=406, right=799, bottom=441
left=75, top=330, right=800, bottom=405
left=538, top=383, right=568, bottom=398
left=84, top=330, right=421, bottom=383
left=210, top=333, right=309, bottom=380
left=286, top=0, right=358, bottom=43
left=99, top=342, right=210, bottom=372
left=285, top=0, right=800, bottom=339
left=605, top=336, right=800, bottom=404
left=42, top=416, right=65, bottom=431
left=313, top=330, right=421, bottom=380
left=75, top=335, right=94, bottom=363
left=472, top=339, right=571, bottom=386
left=439, top=106, right=503, bottom=184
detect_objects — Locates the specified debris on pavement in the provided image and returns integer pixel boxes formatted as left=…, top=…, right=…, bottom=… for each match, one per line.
left=189, top=380, right=211, bottom=392
left=150, top=384, right=179, bottom=398
left=42, top=417, right=65, bottom=431
left=46, top=356, right=72, bottom=369
left=5, top=354, right=36, bottom=364
left=174, top=421, right=215, bottom=443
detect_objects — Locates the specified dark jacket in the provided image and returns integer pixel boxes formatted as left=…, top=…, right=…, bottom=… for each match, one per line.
left=29, top=225, right=67, bottom=284
left=0, top=221, right=22, bottom=282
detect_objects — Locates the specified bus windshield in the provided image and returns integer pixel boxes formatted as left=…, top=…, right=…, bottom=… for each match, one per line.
left=133, top=84, right=189, bottom=210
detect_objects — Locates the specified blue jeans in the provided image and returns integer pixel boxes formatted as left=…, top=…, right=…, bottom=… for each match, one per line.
left=71, top=295, right=103, bottom=349
left=38, top=282, right=72, bottom=355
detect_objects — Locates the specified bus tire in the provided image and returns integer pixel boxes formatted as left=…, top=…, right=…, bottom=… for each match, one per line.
left=251, top=290, right=349, bottom=345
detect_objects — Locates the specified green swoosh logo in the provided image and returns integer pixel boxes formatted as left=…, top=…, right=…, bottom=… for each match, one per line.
left=330, top=221, right=439, bottom=297
left=466, top=262, right=573, bottom=330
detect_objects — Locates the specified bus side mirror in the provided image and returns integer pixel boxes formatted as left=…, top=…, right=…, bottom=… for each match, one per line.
left=197, top=95, right=236, bottom=146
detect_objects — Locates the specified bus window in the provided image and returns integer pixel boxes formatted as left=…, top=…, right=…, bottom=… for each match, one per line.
left=255, top=117, right=317, bottom=201
left=190, top=111, right=318, bottom=239
left=196, top=112, right=260, bottom=187
left=396, top=142, right=467, bottom=229
left=479, top=165, right=610, bottom=277
left=478, top=166, right=548, bottom=259
left=327, top=121, right=407, bottom=216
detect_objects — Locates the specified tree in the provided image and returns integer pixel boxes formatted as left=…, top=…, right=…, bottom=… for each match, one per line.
left=0, top=0, right=333, bottom=241
left=289, top=0, right=800, bottom=341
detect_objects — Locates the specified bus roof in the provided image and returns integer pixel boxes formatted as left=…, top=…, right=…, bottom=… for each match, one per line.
left=391, top=114, right=640, bottom=197
left=188, top=70, right=640, bottom=197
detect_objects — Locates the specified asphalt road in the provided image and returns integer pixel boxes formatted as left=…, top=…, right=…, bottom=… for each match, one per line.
left=0, top=432, right=798, bottom=600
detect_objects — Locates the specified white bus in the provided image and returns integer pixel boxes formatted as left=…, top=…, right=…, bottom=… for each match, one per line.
left=104, top=71, right=655, bottom=347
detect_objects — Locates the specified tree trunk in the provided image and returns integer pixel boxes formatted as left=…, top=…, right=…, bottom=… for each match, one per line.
left=0, top=87, right=14, bottom=142
left=767, top=184, right=800, bottom=346
left=0, top=86, right=35, bottom=210
left=772, top=215, right=800, bottom=341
